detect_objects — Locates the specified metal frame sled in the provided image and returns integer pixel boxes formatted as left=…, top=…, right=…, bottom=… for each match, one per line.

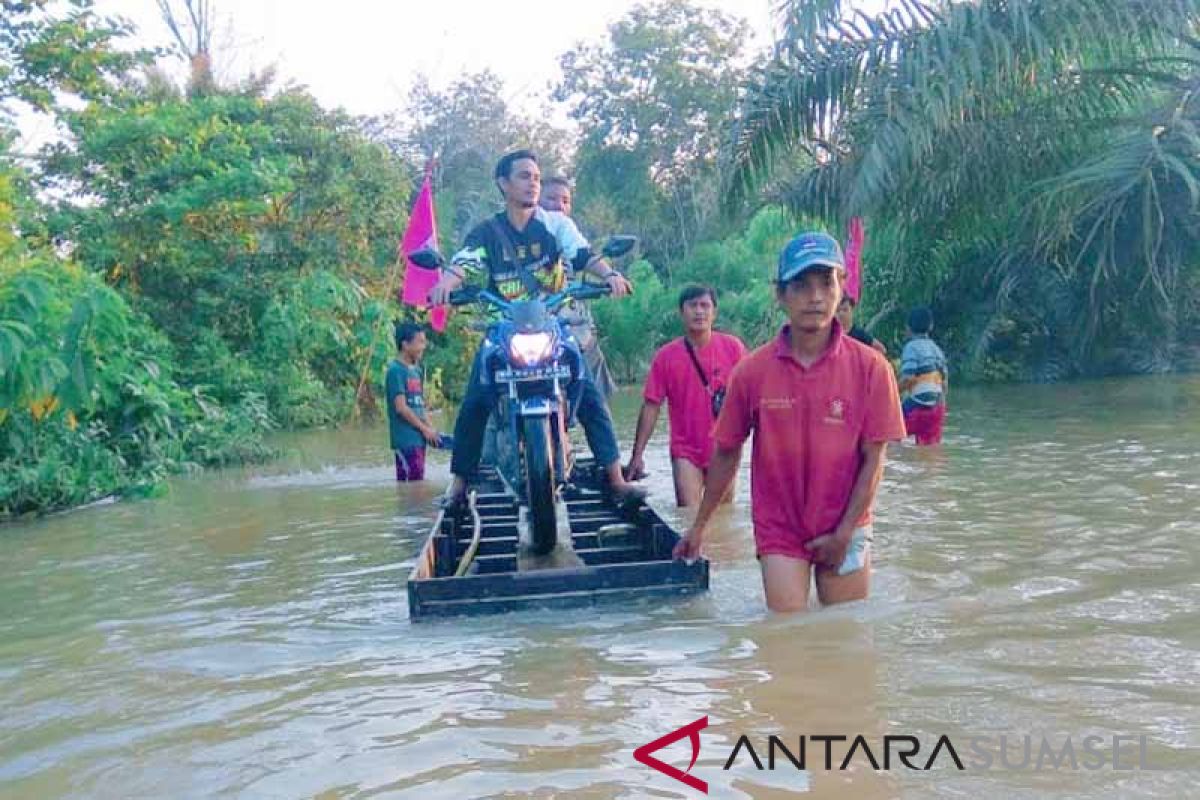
left=406, top=459, right=710, bottom=620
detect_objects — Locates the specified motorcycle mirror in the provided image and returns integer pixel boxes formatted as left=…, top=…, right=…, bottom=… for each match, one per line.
left=408, top=247, right=444, bottom=270
left=601, top=235, right=637, bottom=259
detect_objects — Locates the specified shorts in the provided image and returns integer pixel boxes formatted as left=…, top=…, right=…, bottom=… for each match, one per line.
left=836, top=526, right=872, bottom=576
left=904, top=404, right=945, bottom=445
left=756, top=525, right=873, bottom=575
left=395, top=447, right=426, bottom=481
left=669, top=444, right=713, bottom=472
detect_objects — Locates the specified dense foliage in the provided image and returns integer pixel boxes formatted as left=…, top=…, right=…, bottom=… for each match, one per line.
left=1, top=153, right=275, bottom=516
left=554, top=0, right=749, bottom=268
left=2, top=1, right=407, bottom=517
left=45, top=87, right=412, bottom=426
left=725, top=0, right=1200, bottom=380
left=4, top=0, right=1199, bottom=519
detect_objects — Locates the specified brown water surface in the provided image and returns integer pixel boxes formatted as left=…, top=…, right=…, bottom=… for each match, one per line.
left=1, top=377, right=1198, bottom=798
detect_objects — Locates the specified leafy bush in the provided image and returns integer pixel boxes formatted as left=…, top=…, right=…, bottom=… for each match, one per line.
left=592, top=207, right=795, bottom=378
left=0, top=262, right=275, bottom=519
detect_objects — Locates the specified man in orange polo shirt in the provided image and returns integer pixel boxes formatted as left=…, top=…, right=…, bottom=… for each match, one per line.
left=674, top=231, right=906, bottom=611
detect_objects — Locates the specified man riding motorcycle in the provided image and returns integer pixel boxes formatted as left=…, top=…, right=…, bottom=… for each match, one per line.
left=429, top=149, right=645, bottom=507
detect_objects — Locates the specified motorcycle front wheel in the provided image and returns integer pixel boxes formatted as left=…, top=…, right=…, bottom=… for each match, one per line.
left=522, top=415, right=558, bottom=555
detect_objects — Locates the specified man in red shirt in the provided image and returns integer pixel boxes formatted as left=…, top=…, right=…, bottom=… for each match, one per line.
left=675, top=232, right=906, bottom=611
left=624, top=286, right=748, bottom=506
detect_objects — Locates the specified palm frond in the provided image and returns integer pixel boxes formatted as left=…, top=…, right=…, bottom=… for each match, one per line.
left=726, top=0, right=1200, bottom=211
left=1029, top=74, right=1200, bottom=331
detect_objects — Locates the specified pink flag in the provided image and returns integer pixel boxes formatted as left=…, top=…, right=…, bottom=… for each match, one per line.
left=844, top=216, right=865, bottom=303
left=399, top=169, right=446, bottom=331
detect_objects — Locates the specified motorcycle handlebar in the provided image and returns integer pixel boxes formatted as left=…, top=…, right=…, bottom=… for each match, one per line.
left=449, top=287, right=511, bottom=308
left=446, top=283, right=611, bottom=312
left=448, top=288, right=480, bottom=306
left=565, top=284, right=612, bottom=302
left=544, top=283, right=612, bottom=310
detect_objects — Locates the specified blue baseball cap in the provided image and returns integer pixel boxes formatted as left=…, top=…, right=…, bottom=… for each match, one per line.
left=777, top=232, right=845, bottom=284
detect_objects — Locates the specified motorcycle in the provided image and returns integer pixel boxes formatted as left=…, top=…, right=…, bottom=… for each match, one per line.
left=409, top=236, right=636, bottom=555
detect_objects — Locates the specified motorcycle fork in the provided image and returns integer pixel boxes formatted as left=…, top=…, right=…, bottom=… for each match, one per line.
left=501, top=370, right=571, bottom=489
left=550, top=374, right=574, bottom=484
left=499, top=385, right=522, bottom=493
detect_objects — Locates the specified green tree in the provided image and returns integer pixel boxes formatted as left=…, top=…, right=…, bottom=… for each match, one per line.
left=591, top=259, right=669, bottom=382
left=44, top=87, right=412, bottom=424
left=0, top=0, right=284, bottom=519
left=592, top=207, right=795, bottom=380
left=0, top=0, right=150, bottom=117
left=727, top=0, right=1200, bottom=379
left=2, top=2, right=427, bottom=516
left=554, top=0, right=749, bottom=267
left=0, top=139, right=274, bottom=519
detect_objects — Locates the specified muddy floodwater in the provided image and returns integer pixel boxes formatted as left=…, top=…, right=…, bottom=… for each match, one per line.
left=2, top=377, right=1198, bottom=798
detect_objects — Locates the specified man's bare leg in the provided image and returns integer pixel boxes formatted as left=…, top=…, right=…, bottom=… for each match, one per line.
left=671, top=458, right=705, bottom=508
left=759, top=554, right=814, bottom=612
left=720, top=475, right=736, bottom=505
left=815, top=552, right=872, bottom=606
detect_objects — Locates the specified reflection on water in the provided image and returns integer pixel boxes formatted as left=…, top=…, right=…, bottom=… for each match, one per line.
left=1, top=376, right=1199, bottom=798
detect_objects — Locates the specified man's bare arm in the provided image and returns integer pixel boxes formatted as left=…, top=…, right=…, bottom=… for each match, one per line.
left=393, top=395, right=438, bottom=444
left=624, top=402, right=662, bottom=479
left=674, top=443, right=742, bottom=559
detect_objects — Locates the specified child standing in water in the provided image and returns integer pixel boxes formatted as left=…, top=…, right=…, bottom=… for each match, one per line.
left=836, top=295, right=887, bottom=355
left=386, top=322, right=441, bottom=481
left=899, top=307, right=948, bottom=445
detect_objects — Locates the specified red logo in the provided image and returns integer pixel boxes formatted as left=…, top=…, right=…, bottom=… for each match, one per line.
left=634, top=716, right=709, bottom=793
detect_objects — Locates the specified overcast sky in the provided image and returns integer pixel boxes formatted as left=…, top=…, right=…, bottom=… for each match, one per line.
left=15, top=0, right=779, bottom=150
left=103, top=0, right=778, bottom=114
left=14, top=2, right=904, bottom=154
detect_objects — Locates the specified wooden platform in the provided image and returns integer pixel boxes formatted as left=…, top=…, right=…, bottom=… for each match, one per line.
left=406, top=460, right=710, bottom=620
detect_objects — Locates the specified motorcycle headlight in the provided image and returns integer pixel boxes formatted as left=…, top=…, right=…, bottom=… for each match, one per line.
left=509, top=332, right=555, bottom=366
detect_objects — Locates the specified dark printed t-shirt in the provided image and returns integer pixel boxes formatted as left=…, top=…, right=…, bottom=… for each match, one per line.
left=451, top=209, right=592, bottom=302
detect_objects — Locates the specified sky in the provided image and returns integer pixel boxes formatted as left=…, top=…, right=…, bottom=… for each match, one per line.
left=102, top=0, right=779, bottom=115
left=14, top=0, right=780, bottom=152
left=14, top=1, right=901, bottom=154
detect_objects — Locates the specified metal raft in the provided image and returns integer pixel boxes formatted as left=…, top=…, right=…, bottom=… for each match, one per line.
left=407, top=460, right=710, bottom=620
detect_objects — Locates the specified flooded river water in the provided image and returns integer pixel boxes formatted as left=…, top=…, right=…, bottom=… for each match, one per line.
left=1, top=376, right=1198, bottom=798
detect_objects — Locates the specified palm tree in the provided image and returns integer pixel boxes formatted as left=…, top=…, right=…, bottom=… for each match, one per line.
left=726, top=0, right=1200, bottom=376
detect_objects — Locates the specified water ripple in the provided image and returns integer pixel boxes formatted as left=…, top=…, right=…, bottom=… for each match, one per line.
left=1, top=379, right=1198, bottom=798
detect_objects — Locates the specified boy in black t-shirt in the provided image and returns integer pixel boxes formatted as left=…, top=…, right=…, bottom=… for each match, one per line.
left=836, top=295, right=887, bottom=355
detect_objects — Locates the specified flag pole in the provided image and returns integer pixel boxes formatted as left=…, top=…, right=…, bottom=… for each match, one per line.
left=348, top=156, right=437, bottom=422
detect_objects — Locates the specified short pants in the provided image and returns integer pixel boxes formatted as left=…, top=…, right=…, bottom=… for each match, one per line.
left=903, top=403, right=946, bottom=445
left=756, top=525, right=873, bottom=575
left=394, top=446, right=426, bottom=482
